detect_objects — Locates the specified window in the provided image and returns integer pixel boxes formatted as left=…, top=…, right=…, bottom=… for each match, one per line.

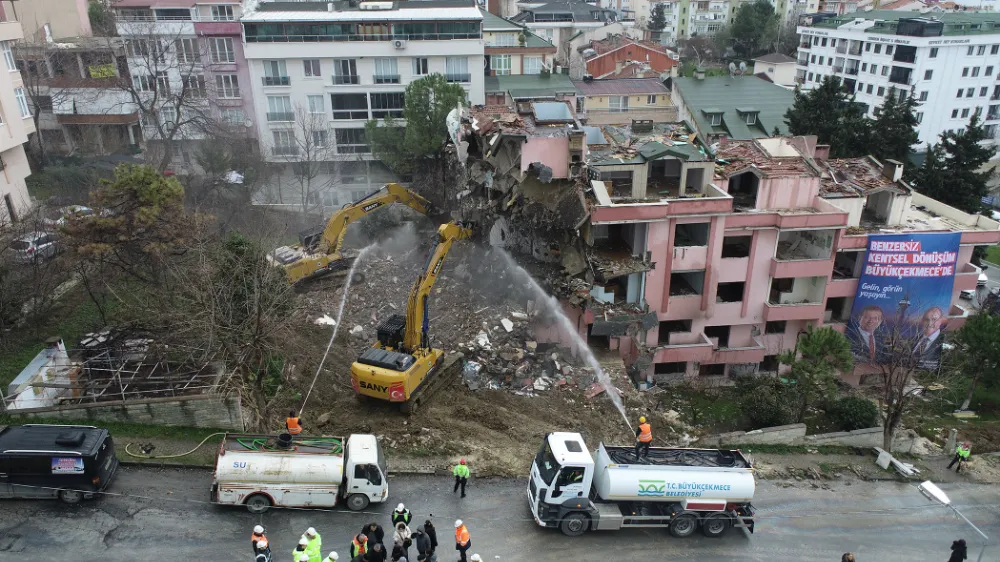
left=968, top=46, right=975, bottom=56
left=973, top=67, right=981, bottom=77
left=333, top=59, right=358, bottom=84
left=866, top=84, right=873, bottom=94
left=215, top=74, right=239, bottom=98
left=303, top=59, right=321, bottom=77
left=1, top=41, right=13, bottom=71
left=818, top=56, right=824, bottom=65
left=968, top=88, right=975, bottom=98
left=523, top=56, right=543, bottom=75
left=331, top=93, right=368, bottom=119
left=982, top=87, right=989, bottom=97
left=155, top=71, right=170, bottom=93
left=918, top=91, right=927, bottom=102
left=870, top=64, right=877, bottom=74
left=877, top=86, right=885, bottom=97
left=881, top=66, right=889, bottom=76
left=929, top=47, right=938, bottom=58
left=335, top=128, right=369, bottom=154
left=764, top=321, right=786, bottom=334
left=312, top=130, right=328, bottom=148
left=221, top=108, right=245, bottom=125
left=133, top=75, right=156, bottom=92
left=412, top=57, right=428, bottom=76
left=873, top=44, right=881, bottom=54
left=810, top=55, right=816, bottom=63
left=916, top=111, right=923, bottom=123
left=814, top=37, right=819, bottom=46
left=865, top=42, right=871, bottom=51
left=962, top=108, right=971, bottom=118
left=308, top=95, right=324, bottom=114
left=977, top=45, right=986, bottom=55
left=963, top=67, right=969, bottom=77
left=744, top=112, right=757, bottom=125
left=609, top=96, right=629, bottom=112
left=491, top=54, right=512, bottom=76
left=988, top=66, right=995, bottom=76
left=709, top=112, right=722, bottom=126
left=370, top=92, right=405, bottom=118
left=952, top=109, right=959, bottom=118
left=272, top=130, right=295, bottom=155
left=210, top=37, right=235, bottom=63
left=861, top=62, right=868, bottom=72
left=175, top=38, right=200, bottom=64
left=266, top=95, right=293, bottom=121
left=647, top=95, right=657, bottom=105
left=886, top=45, right=894, bottom=55
left=262, top=60, right=288, bottom=85
left=808, top=72, right=814, bottom=81
left=373, top=58, right=399, bottom=83
left=125, top=39, right=149, bottom=58
left=445, top=56, right=469, bottom=82
left=821, top=38, right=827, bottom=47
left=958, top=89, right=964, bottom=98
left=14, top=88, right=28, bottom=117
left=184, top=74, right=206, bottom=98
left=211, top=5, right=234, bottom=21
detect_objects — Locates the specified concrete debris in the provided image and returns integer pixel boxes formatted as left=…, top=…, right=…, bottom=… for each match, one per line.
left=501, top=318, right=514, bottom=332
left=349, top=325, right=365, bottom=337
left=314, top=315, right=337, bottom=326
left=475, top=331, right=492, bottom=350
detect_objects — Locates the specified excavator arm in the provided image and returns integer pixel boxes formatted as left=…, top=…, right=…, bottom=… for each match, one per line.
left=402, top=222, right=473, bottom=352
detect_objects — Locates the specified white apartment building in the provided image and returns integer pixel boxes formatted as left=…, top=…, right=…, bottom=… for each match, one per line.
left=797, top=12, right=1000, bottom=148
left=0, top=1, right=35, bottom=222
left=241, top=0, right=485, bottom=166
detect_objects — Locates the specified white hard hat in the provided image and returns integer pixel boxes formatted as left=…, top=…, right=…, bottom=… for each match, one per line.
left=471, top=555, right=482, bottom=562
left=327, top=553, right=339, bottom=561
left=299, top=538, right=309, bottom=547
left=454, top=519, right=463, bottom=528
left=299, top=554, right=310, bottom=562
left=396, top=503, right=405, bottom=511
left=253, top=525, right=264, bottom=534
left=306, top=527, right=317, bottom=536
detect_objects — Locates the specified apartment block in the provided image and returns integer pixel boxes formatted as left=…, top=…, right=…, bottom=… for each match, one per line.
left=483, top=9, right=557, bottom=76
left=584, top=134, right=1000, bottom=386
left=0, top=1, right=35, bottom=221
left=510, top=1, right=628, bottom=63
left=796, top=11, right=1000, bottom=147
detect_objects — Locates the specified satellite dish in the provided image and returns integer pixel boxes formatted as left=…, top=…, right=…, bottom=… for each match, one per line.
left=739, top=61, right=747, bottom=74
left=728, top=62, right=736, bottom=76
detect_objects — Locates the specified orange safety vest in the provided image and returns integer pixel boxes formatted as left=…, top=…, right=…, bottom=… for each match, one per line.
left=286, top=417, right=302, bottom=435
left=352, top=537, right=368, bottom=557
left=455, top=525, right=470, bottom=547
left=638, top=422, right=652, bottom=443
left=251, top=532, right=263, bottom=543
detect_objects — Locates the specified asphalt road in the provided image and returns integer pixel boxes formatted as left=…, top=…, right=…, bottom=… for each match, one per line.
left=1, top=466, right=998, bottom=561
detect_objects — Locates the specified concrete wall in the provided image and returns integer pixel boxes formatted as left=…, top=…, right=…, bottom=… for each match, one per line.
left=699, top=424, right=917, bottom=453
left=9, top=394, right=245, bottom=430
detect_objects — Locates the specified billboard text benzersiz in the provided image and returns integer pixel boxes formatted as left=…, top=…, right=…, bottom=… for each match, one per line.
left=847, top=232, right=961, bottom=370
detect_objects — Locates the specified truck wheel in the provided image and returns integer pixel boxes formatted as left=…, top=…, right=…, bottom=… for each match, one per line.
left=701, top=513, right=731, bottom=538
left=346, top=494, right=370, bottom=511
left=245, top=494, right=272, bottom=514
left=669, top=514, right=698, bottom=538
left=59, top=489, right=83, bottom=505
left=559, top=512, right=589, bottom=537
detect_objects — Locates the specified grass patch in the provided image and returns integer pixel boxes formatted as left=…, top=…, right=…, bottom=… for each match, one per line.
left=985, top=245, right=1000, bottom=265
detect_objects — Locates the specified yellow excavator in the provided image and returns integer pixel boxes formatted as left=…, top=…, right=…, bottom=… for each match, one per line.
left=350, top=221, right=473, bottom=414
left=270, top=183, right=432, bottom=284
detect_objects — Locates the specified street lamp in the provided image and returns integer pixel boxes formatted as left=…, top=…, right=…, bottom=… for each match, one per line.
left=917, top=480, right=989, bottom=562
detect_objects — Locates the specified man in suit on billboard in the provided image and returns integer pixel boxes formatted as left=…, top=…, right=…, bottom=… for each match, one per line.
left=848, top=305, right=886, bottom=363
left=914, top=306, right=945, bottom=369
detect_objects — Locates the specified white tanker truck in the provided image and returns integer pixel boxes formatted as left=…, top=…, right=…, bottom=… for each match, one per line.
left=527, top=432, right=756, bottom=538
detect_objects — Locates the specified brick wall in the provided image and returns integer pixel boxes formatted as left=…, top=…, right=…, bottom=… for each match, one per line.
left=9, top=394, right=244, bottom=430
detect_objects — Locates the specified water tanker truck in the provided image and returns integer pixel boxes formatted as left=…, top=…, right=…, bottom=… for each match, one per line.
left=527, top=432, right=756, bottom=538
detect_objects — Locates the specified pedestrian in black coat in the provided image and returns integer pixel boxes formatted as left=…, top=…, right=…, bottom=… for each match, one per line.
left=363, top=522, right=386, bottom=549
left=948, top=539, right=968, bottom=562
left=423, top=521, right=438, bottom=552
left=412, top=526, right=431, bottom=559
left=365, top=542, right=387, bottom=562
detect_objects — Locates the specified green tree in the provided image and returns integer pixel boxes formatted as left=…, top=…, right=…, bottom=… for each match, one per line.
left=729, top=0, right=778, bottom=57
left=953, top=312, right=1000, bottom=411
left=785, top=77, right=872, bottom=157
left=935, top=113, right=998, bottom=214
left=777, top=326, right=854, bottom=422
left=649, top=3, right=667, bottom=36
left=909, top=143, right=948, bottom=201
left=872, top=89, right=920, bottom=164
left=366, top=73, right=468, bottom=179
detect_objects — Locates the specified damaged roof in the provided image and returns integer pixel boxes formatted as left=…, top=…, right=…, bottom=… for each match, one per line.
left=820, top=157, right=911, bottom=197
left=588, top=122, right=706, bottom=167
left=672, top=76, right=793, bottom=141
left=715, top=139, right=818, bottom=178
left=470, top=102, right=581, bottom=138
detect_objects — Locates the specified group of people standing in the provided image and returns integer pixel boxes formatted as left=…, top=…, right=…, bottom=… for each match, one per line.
left=348, top=504, right=442, bottom=562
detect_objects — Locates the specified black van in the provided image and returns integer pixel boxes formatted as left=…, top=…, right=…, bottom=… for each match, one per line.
left=0, top=424, right=119, bottom=504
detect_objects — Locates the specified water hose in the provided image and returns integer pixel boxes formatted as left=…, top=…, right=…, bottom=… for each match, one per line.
left=124, top=432, right=227, bottom=459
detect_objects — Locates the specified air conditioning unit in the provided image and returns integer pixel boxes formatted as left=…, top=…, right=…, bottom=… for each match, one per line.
left=393, top=39, right=407, bottom=49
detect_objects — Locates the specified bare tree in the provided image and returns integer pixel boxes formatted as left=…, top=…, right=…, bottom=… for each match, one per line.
left=269, top=105, right=341, bottom=224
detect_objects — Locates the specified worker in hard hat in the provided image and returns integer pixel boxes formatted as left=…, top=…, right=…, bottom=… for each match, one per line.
left=470, top=555, right=482, bottom=562
left=454, top=520, right=471, bottom=562
left=948, top=441, right=972, bottom=473
left=286, top=409, right=303, bottom=435
left=391, top=503, right=412, bottom=527
left=452, top=459, right=470, bottom=498
left=255, top=536, right=272, bottom=562
left=302, top=527, right=322, bottom=562
left=298, top=553, right=310, bottom=562
left=325, top=553, right=338, bottom=562
left=251, top=525, right=267, bottom=555
left=293, top=537, right=309, bottom=562
left=634, top=416, right=652, bottom=459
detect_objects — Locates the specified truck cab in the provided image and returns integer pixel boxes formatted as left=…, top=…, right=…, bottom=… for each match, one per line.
left=342, top=434, right=389, bottom=510
left=528, top=432, right=595, bottom=529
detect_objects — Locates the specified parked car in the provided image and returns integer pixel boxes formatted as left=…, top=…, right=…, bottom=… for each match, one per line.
left=10, top=232, right=58, bottom=264
left=978, top=273, right=988, bottom=287
left=46, top=205, right=95, bottom=228
left=960, top=289, right=976, bottom=300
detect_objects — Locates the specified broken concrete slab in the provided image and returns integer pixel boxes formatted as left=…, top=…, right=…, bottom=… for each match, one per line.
left=501, top=318, right=514, bottom=332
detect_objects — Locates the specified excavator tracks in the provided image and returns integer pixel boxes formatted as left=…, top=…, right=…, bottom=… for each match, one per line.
left=400, top=352, right=465, bottom=415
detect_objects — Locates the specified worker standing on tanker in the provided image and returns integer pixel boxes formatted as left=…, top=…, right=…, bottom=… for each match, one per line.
left=454, top=520, right=471, bottom=562
left=635, top=416, right=652, bottom=459
left=287, top=410, right=303, bottom=435
left=453, top=459, right=470, bottom=498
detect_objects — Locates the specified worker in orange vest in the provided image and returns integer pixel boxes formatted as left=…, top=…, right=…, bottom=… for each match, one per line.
left=634, top=416, right=652, bottom=459
left=454, top=520, right=471, bottom=562
left=251, top=525, right=266, bottom=555
left=286, top=409, right=303, bottom=435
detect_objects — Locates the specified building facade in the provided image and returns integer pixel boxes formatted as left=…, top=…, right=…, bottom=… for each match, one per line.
left=0, top=1, right=35, bottom=221
left=796, top=12, right=1000, bottom=148
left=483, top=9, right=558, bottom=76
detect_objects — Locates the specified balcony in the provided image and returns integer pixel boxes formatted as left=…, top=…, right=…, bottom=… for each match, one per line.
left=797, top=58, right=809, bottom=66
left=846, top=66, right=859, bottom=75
left=266, top=112, right=294, bottom=122
left=446, top=73, right=471, bottom=83
left=799, top=42, right=811, bottom=50
left=833, top=65, right=844, bottom=73
left=836, top=44, right=848, bottom=54
left=262, top=76, right=290, bottom=86
left=707, top=335, right=767, bottom=365
left=333, top=75, right=360, bottom=85
left=272, top=146, right=298, bottom=156
left=373, top=74, right=400, bottom=84
left=652, top=331, right=714, bottom=364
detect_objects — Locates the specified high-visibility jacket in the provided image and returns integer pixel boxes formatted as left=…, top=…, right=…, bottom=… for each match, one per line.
left=392, top=509, right=412, bottom=526
left=293, top=546, right=308, bottom=562
left=455, top=525, right=470, bottom=547
left=453, top=464, right=470, bottom=478
left=351, top=537, right=368, bottom=558
left=305, top=534, right=322, bottom=562
left=957, top=445, right=971, bottom=459
left=252, top=533, right=265, bottom=551
left=637, top=423, right=652, bottom=443
left=286, top=417, right=303, bottom=435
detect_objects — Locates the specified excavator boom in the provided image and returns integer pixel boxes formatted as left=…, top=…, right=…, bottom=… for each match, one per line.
left=403, top=222, right=474, bottom=351
left=272, top=183, right=432, bottom=284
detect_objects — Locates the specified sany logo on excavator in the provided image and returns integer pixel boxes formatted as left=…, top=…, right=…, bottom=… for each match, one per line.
left=362, top=201, right=384, bottom=212
left=353, top=378, right=407, bottom=401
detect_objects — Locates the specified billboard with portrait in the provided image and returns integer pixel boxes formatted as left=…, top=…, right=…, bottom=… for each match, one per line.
left=847, top=232, right=961, bottom=370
